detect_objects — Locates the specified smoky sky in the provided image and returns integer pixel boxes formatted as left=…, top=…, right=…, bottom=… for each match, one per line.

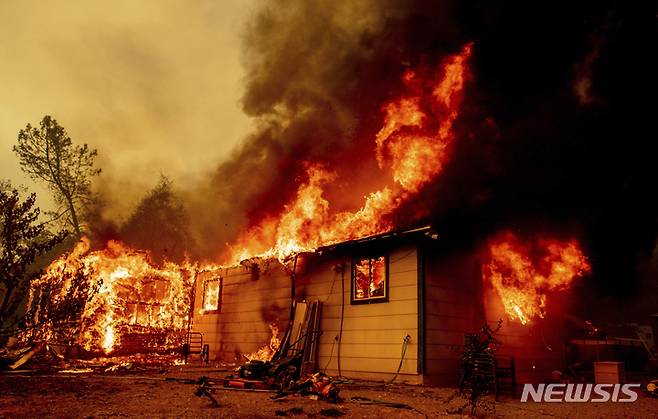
left=0, top=0, right=255, bottom=218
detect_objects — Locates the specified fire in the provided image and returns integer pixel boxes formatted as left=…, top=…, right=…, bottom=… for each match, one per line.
left=202, top=279, right=221, bottom=312
left=484, top=232, right=591, bottom=325
left=244, top=323, right=281, bottom=362
left=21, top=44, right=474, bottom=357
left=23, top=238, right=195, bottom=354
left=229, top=44, right=472, bottom=263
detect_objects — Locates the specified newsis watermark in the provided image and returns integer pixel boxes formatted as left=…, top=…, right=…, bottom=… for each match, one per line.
left=520, top=383, right=641, bottom=403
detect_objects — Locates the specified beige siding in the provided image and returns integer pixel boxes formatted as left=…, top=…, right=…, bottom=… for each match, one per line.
left=190, top=244, right=421, bottom=383
left=301, top=244, right=420, bottom=383
left=191, top=265, right=292, bottom=362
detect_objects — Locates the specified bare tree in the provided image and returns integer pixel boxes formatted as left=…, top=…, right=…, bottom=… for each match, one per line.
left=14, top=116, right=101, bottom=237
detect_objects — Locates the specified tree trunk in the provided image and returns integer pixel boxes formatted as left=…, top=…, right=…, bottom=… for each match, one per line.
left=64, top=193, right=81, bottom=237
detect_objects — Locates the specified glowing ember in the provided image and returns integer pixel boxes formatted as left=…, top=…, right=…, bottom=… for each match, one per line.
left=23, top=238, right=195, bottom=354
left=484, top=232, right=591, bottom=325
left=229, top=44, right=472, bottom=263
left=244, top=323, right=281, bottom=362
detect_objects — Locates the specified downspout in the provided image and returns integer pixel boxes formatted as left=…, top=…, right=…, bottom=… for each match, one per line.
left=337, top=262, right=345, bottom=377
left=273, top=254, right=298, bottom=360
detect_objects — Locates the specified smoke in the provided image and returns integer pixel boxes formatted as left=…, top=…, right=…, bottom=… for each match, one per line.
left=188, top=0, right=469, bottom=258
left=405, top=1, right=656, bottom=311
left=188, top=0, right=655, bottom=317
left=0, top=0, right=253, bottom=220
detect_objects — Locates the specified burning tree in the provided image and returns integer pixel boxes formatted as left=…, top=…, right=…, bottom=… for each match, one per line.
left=14, top=115, right=101, bottom=238
left=0, top=184, right=67, bottom=333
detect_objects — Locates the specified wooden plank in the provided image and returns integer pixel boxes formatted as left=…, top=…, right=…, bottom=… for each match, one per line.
left=318, top=342, right=418, bottom=360
left=321, top=299, right=417, bottom=319
left=426, top=314, right=478, bottom=331
left=426, top=330, right=466, bottom=346
left=318, top=356, right=418, bottom=375
left=387, top=245, right=418, bottom=274
left=425, top=285, right=472, bottom=305
left=304, top=283, right=418, bottom=302
left=425, top=360, right=461, bottom=375
left=425, top=302, right=478, bottom=319
left=219, top=299, right=292, bottom=315
left=320, top=314, right=417, bottom=331
left=317, top=330, right=417, bottom=345
left=425, top=344, right=462, bottom=360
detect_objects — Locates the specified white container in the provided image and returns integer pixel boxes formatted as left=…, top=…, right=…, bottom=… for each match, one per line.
left=594, top=361, right=625, bottom=384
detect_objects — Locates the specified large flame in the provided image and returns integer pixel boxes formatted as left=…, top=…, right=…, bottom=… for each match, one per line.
left=24, top=237, right=195, bottom=354
left=22, top=44, right=473, bottom=355
left=229, top=44, right=472, bottom=263
left=484, top=232, right=591, bottom=325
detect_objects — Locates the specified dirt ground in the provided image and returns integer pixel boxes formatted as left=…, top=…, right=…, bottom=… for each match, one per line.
left=0, top=370, right=655, bottom=418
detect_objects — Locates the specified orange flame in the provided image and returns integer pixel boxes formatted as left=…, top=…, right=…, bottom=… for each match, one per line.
left=23, top=44, right=474, bottom=356
left=24, top=238, right=195, bottom=354
left=244, top=323, right=281, bottom=362
left=229, top=44, right=472, bottom=263
left=484, top=232, right=591, bottom=325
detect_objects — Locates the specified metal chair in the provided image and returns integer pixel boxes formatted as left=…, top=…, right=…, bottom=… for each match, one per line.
left=183, top=332, right=206, bottom=364
left=494, top=356, right=516, bottom=400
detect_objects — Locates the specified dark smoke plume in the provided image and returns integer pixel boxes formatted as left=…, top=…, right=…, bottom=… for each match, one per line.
left=187, top=1, right=655, bottom=317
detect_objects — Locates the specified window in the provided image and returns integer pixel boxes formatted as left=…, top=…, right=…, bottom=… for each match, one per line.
left=202, top=278, right=222, bottom=313
left=351, top=255, right=388, bottom=304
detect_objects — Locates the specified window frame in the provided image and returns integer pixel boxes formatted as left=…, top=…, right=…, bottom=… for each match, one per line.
left=350, top=254, right=389, bottom=305
left=201, top=277, right=222, bottom=314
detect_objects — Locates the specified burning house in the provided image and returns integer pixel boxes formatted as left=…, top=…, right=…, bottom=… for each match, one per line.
left=191, top=225, right=590, bottom=385
left=15, top=40, right=596, bottom=386
left=1, top=1, right=656, bottom=416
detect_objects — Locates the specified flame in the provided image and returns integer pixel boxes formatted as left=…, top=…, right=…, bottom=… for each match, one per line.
left=244, top=323, right=281, bottom=362
left=229, top=44, right=472, bottom=263
left=21, top=44, right=474, bottom=356
left=484, top=232, right=591, bottom=325
left=24, top=238, right=195, bottom=354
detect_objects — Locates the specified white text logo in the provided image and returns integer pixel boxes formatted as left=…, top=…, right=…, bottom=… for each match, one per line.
left=520, top=383, right=640, bottom=402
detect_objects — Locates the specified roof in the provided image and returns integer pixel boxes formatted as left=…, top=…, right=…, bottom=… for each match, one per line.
left=314, top=224, right=437, bottom=255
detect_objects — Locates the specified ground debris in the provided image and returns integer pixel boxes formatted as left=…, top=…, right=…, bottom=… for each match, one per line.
left=194, top=376, right=220, bottom=408
left=351, top=395, right=412, bottom=409
left=319, top=407, right=345, bottom=417
left=273, top=372, right=340, bottom=402
left=274, top=406, right=304, bottom=416
left=1, top=342, right=66, bottom=372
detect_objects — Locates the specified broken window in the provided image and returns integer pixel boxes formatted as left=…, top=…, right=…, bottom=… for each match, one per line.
left=352, top=255, right=388, bottom=304
left=202, top=278, right=221, bottom=313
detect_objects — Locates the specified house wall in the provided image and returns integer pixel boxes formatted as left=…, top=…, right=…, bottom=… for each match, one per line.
left=422, top=240, right=569, bottom=385
left=482, top=285, right=570, bottom=384
left=422, top=243, right=483, bottom=386
left=191, top=263, right=292, bottom=362
left=299, top=244, right=420, bottom=383
left=190, top=243, right=421, bottom=383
